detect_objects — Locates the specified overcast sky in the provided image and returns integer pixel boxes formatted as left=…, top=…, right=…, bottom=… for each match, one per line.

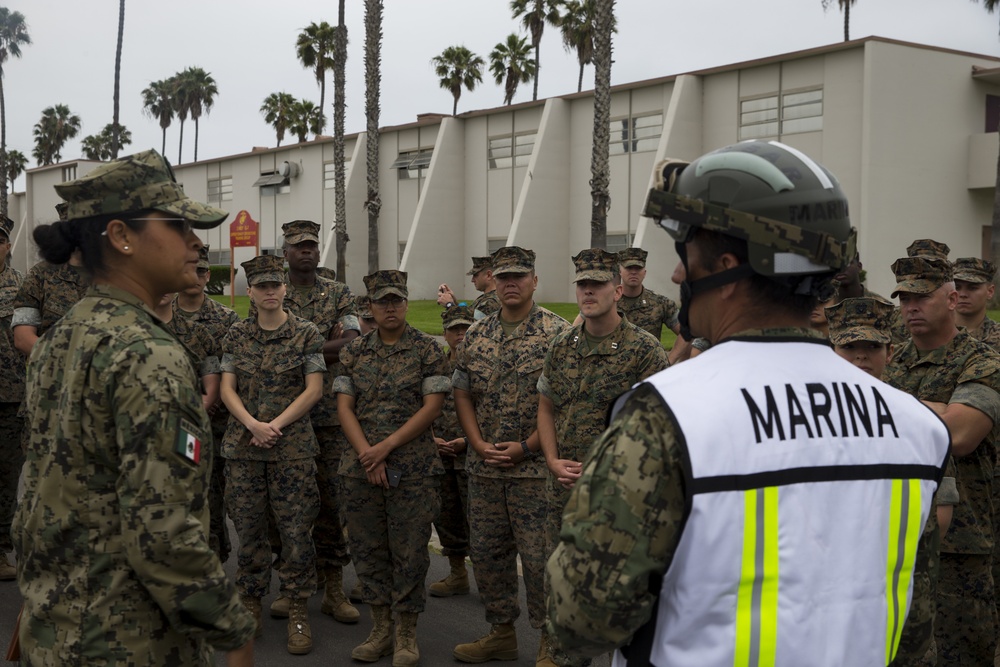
left=3, top=0, right=998, bottom=187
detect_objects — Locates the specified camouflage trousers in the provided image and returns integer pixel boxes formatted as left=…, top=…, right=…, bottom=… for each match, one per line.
left=225, top=457, right=319, bottom=599
left=313, top=427, right=351, bottom=572
left=433, top=466, right=469, bottom=557
left=341, top=474, right=439, bottom=614
left=545, top=477, right=592, bottom=667
left=0, top=402, right=23, bottom=552
left=208, top=416, right=230, bottom=563
left=936, top=552, right=997, bottom=666
left=469, top=474, right=549, bottom=629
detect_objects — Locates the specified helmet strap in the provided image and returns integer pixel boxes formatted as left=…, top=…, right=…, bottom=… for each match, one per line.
left=675, top=241, right=755, bottom=341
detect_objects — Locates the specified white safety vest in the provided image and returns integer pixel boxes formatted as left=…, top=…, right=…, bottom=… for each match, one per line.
left=613, top=337, right=949, bottom=667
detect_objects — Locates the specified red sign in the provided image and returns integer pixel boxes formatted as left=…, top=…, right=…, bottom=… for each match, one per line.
left=229, top=210, right=258, bottom=248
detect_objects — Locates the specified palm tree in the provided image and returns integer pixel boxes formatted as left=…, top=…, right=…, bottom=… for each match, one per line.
left=365, top=0, right=383, bottom=273
left=81, top=124, right=132, bottom=161
left=289, top=99, right=322, bottom=143
left=432, top=46, right=485, bottom=116
left=260, top=92, right=297, bottom=147
left=510, top=0, right=564, bottom=101
left=560, top=0, right=617, bottom=93
left=489, top=33, right=536, bottom=106
left=296, top=21, right=336, bottom=135
left=589, top=0, right=614, bottom=248
left=5, top=148, right=25, bottom=193
left=32, top=104, right=81, bottom=166
left=180, top=66, right=218, bottom=162
left=171, top=72, right=193, bottom=164
left=141, top=79, right=174, bottom=155
left=333, top=0, right=349, bottom=281
left=111, top=0, right=125, bottom=158
left=0, top=8, right=30, bottom=219
left=821, top=0, right=858, bottom=41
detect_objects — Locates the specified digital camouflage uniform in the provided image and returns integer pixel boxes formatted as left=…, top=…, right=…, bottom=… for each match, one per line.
left=13, top=285, right=255, bottom=665
left=453, top=288, right=568, bottom=631
left=173, top=291, right=240, bottom=563
left=11, top=260, right=90, bottom=337
left=0, top=257, right=23, bottom=563
left=335, top=313, right=451, bottom=613
left=471, top=290, right=500, bottom=320
left=616, top=288, right=678, bottom=341
left=221, top=287, right=326, bottom=601
left=884, top=257, right=1000, bottom=667
left=283, top=270, right=359, bottom=574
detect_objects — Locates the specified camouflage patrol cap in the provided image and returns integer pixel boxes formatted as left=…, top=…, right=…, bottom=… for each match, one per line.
left=241, top=254, right=286, bottom=286
left=617, top=247, right=648, bottom=268
left=364, top=270, right=408, bottom=300
left=196, top=243, right=211, bottom=270
left=0, top=215, right=12, bottom=240
left=952, top=257, right=996, bottom=284
left=356, top=295, right=374, bottom=320
left=826, top=296, right=895, bottom=346
left=491, top=246, right=535, bottom=275
left=467, top=256, right=492, bottom=276
left=890, top=256, right=953, bottom=298
left=282, top=219, right=321, bottom=245
left=572, top=248, right=618, bottom=283
left=54, top=149, right=228, bottom=228
left=442, top=304, right=475, bottom=329
left=316, top=266, right=337, bottom=281
left=907, top=239, right=950, bottom=261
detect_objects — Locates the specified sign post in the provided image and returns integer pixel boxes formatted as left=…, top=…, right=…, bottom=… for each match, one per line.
left=228, top=210, right=259, bottom=307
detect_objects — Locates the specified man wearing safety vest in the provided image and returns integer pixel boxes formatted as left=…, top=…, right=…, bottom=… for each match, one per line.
left=545, top=140, right=951, bottom=667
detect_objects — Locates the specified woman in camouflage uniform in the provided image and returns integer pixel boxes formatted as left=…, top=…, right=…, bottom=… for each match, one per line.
left=335, top=270, right=451, bottom=667
left=11, top=149, right=255, bottom=666
left=219, top=254, right=325, bottom=656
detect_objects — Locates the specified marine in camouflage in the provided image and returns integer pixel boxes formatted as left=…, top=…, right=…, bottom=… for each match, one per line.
left=11, top=260, right=90, bottom=338
left=0, top=259, right=22, bottom=559
left=617, top=288, right=678, bottom=341
left=471, top=289, right=500, bottom=319
left=12, top=284, right=255, bottom=665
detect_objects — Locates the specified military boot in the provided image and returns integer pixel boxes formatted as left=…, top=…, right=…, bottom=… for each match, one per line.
left=320, top=566, right=360, bottom=623
left=269, top=595, right=290, bottom=618
left=453, top=623, right=518, bottom=663
left=535, top=631, right=558, bottom=667
left=392, top=612, right=420, bottom=667
left=351, top=604, right=394, bottom=662
left=240, top=596, right=263, bottom=638
left=286, top=598, right=313, bottom=655
left=349, top=579, right=364, bottom=603
left=428, top=555, right=470, bottom=597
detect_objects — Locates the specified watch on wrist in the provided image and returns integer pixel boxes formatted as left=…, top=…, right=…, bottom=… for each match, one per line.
left=520, top=440, right=534, bottom=459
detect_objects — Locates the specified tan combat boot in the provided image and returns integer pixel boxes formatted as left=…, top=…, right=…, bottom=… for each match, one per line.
left=392, top=612, right=420, bottom=667
left=535, top=631, right=558, bottom=667
left=453, top=623, right=518, bottom=663
left=351, top=604, right=394, bottom=662
left=428, top=555, right=470, bottom=597
left=286, top=598, right=313, bottom=655
left=320, top=566, right=361, bottom=623
left=240, top=596, right=263, bottom=638
left=269, top=595, right=290, bottom=618
left=349, top=579, right=364, bottom=603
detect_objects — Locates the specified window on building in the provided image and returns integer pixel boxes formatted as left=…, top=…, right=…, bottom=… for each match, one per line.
left=324, top=156, right=352, bottom=189
left=254, top=171, right=290, bottom=196
left=392, top=149, right=432, bottom=180
left=208, top=176, right=233, bottom=205
left=609, top=113, right=663, bottom=155
left=739, top=95, right=779, bottom=140
left=488, top=132, right=536, bottom=169
left=61, top=165, right=77, bottom=181
left=987, top=94, right=1000, bottom=133
left=487, top=239, right=507, bottom=254
left=208, top=248, right=231, bottom=266
left=605, top=234, right=631, bottom=254
left=781, top=89, right=823, bottom=135
left=398, top=242, right=407, bottom=264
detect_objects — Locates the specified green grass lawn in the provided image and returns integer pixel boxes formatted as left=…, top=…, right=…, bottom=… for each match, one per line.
left=212, top=296, right=679, bottom=348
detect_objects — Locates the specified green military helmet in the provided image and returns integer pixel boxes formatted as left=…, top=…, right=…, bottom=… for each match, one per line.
left=643, top=140, right=856, bottom=280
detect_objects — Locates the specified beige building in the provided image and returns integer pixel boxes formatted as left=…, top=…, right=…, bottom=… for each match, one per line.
left=14, top=36, right=1000, bottom=302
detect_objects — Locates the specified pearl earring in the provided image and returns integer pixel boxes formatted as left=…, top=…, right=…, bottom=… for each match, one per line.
left=123, top=245, right=129, bottom=251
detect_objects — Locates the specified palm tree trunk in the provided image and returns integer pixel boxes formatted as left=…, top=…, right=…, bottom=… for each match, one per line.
left=0, top=71, right=7, bottom=221
left=365, top=0, right=383, bottom=274
left=178, top=120, right=184, bottom=164
left=532, top=42, right=540, bottom=101
left=112, top=0, right=125, bottom=159
left=319, top=76, right=326, bottom=133
left=334, top=0, right=349, bottom=281
left=161, top=126, right=166, bottom=156
left=578, top=61, right=584, bottom=93
left=844, top=2, right=850, bottom=42
left=453, top=95, right=458, bottom=117
left=194, top=118, right=199, bottom=162
left=590, top=0, right=614, bottom=249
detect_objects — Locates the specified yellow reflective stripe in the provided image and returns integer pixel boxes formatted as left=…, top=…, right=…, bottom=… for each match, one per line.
left=735, top=487, right=779, bottom=667
left=885, top=479, right=923, bottom=663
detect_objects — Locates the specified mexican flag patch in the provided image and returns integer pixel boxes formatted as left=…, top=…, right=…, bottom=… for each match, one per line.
left=175, top=419, right=203, bottom=464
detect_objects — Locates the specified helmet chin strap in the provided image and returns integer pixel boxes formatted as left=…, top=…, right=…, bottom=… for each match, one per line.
left=675, top=241, right=755, bottom=341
